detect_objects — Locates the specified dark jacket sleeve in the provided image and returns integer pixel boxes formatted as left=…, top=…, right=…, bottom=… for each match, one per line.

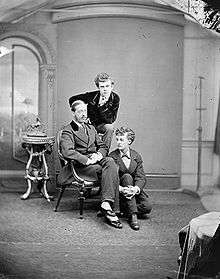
left=60, top=129, right=89, bottom=165
left=133, top=153, right=147, bottom=191
left=96, top=93, right=120, bottom=124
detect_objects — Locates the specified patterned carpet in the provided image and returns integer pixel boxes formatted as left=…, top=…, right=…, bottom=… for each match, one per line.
left=0, top=180, right=206, bottom=279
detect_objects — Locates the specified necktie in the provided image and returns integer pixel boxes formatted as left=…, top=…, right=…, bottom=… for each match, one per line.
left=99, top=96, right=107, bottom=106
left=121, top=153, right=130, bottom=159
left=81, top=123, right=87, bottom=134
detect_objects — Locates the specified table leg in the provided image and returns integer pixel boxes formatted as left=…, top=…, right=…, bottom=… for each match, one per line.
left=41, top=179, right=53, bottom=202
left=21, top=148, right=33, bottom=200
left=40, top=153, right=53, bottom=202
left=21, top=178, right=32, bottom=200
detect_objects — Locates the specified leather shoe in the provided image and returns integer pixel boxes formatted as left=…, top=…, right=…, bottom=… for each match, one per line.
left=129, top=214, right=140, bottom=230
left=106, top=218, right=123, bottom=229
left=100, top=207, right=116, bottom=217
left=97, top=210, right=104, bottom=217
left=130, top=220, right=140, bottom=230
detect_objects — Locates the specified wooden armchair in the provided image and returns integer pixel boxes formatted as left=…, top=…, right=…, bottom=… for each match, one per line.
left=54, top=130, right=100, bottom=219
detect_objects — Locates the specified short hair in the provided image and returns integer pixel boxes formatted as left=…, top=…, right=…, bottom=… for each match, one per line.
left=94, top=72, right=114, bottom=88
left=71, top=100, right=86, bottom=112
left=115, top=126, right=135, bottom=144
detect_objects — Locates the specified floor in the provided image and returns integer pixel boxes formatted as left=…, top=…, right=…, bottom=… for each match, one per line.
left=0, top=179, right=207, bottom=279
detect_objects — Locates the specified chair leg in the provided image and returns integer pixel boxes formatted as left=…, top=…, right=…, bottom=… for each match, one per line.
left=54, top=186, right=65, bottom=212
left=78, top=190, right=85, bottom=219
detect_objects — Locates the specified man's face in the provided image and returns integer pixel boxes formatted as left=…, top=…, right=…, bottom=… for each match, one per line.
left=73, top=103, right=87, bottom=124
left=116, top=133, right=130, bottom=152
left=98, top=79, right=113, bottom=99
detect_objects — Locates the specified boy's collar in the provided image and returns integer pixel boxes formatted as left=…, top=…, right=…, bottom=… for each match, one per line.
left=119, top=148, right=130, bottom=156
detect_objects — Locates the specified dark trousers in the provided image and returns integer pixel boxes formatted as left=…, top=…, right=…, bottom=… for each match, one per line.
left=96, top=123, right=114, bottom=151
left=78, top=157, right=120, bottom=212
left=120, top=173, right=152, bottom=216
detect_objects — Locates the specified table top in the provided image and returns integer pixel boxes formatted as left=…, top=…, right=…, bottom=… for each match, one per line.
left=22, top=135, right=55, bottom=145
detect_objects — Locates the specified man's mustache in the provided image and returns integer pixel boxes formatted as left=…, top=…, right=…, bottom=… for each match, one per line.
left=82, top=117, right=89, bottom=122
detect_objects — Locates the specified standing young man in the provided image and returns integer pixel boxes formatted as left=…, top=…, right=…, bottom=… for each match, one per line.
left=69, top=73, right=120, bottom=151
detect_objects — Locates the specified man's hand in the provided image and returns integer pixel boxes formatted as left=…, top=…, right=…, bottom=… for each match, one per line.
left=86, top=154, right=98, bottom=165
left=86, top=157, right=97, bottom=165
left=90, top=152, right=103, bottom=162
left=119, top=185, right=140, bottom=200
left=86, top=152, right=103, bottom=165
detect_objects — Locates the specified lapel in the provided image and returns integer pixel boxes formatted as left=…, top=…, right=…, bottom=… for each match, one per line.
left=114, top=149, right=137, bottom=173
left=128, top=149, right=137, bottom=174
left=108, top=92, right=114, bottom=105
left=70, top=120, right=88, bottom=145
left=85, top=123, right=95, bottom=147
left=91, top=91, right=100, bottom=105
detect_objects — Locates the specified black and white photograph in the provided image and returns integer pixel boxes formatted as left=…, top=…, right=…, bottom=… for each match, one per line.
left=0, top=0, right=220, bottom=278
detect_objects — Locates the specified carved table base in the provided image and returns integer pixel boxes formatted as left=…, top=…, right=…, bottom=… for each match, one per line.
left=21, top=136, right=55, bottom=202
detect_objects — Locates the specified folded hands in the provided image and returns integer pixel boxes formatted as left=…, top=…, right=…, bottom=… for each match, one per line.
left=119, top=185, right=140, bottom=200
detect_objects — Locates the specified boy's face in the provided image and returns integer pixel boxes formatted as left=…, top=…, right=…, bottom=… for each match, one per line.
left=98, top=79, right=113, bottom=100
left=115, top=133, right=130, bottom=152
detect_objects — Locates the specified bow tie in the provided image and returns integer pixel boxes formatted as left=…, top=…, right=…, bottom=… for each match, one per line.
left=121, top=154, right=130, bottom=159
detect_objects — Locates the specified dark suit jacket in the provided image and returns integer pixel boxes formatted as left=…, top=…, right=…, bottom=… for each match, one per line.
left=109, top=148, right=146, bottom=191
left=69, top=90, right=120, bottom=127
left=57, top=120, right=108, bottom=185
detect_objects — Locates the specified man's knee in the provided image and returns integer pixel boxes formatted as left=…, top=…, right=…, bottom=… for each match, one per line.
left=103, top=123, right=114, bottom=132
left=102, top=157, right=117, bottom=169
left=121, top=173, right=134, bottom=186
left=138, top=198, right=152, bottom=214
left=141, top=204, right=152, bottom=214
left=121, top=173, right=133, bottom=180
left=104, top=123, right=114, bottom=130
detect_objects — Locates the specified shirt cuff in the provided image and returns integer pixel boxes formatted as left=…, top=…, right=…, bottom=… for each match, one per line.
left=119, top=185, right=124, bottom=192
left=134, top=186, right=140, bottom=195
left=96, top=151, right=103, bottom=161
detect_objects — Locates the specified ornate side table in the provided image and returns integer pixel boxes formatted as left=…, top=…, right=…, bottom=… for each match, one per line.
left=21, top=119, right=55, bottom=201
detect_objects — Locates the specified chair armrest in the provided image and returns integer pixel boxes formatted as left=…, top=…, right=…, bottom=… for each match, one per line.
left=69, top=161, right=85, bottom=183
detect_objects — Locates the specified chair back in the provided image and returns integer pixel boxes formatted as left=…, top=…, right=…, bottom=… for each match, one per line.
left=55, top=129, right=100, bottom=217
left=57, top=129, right=94, bottom=184
left=57, top=129, right=67, bottom=167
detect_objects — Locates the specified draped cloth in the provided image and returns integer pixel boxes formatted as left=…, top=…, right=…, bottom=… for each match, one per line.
left=177, top=212, right=220, bottom=279
left=214, top=91, right=220, bottom=154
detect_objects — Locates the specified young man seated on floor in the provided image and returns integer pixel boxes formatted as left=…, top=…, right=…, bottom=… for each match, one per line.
left=57, top=100, right=122, bottom=229
left=109, top=127, right=152, bottom=230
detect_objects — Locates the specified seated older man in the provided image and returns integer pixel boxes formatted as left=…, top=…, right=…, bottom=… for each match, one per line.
left=57, top=100, right=122, bottom=229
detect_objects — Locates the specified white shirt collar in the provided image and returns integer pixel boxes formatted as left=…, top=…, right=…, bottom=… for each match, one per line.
left=73, top=119, right=84, bottom=128
left=99, top=93, right=110, bottom=102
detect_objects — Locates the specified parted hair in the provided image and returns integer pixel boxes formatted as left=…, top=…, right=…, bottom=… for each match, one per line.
left=94, top=72, right=114, bottom=88
left=115, top=126, right=135, bottom=144
left=71, top=100, right=86, bottom=112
